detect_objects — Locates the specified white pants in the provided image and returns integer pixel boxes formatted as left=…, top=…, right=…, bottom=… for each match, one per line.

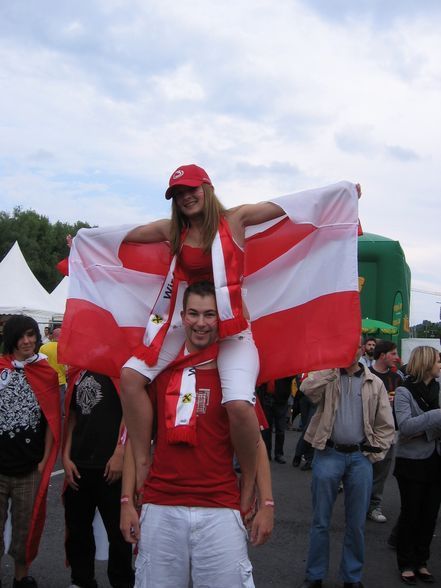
left=135, top=504, right=254, bottom=588
left=124, top=326, right=259, bottom=404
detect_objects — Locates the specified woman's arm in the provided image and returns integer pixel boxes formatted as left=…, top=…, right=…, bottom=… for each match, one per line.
left=395, top=387, right=441, bottom=437
left=123, top=219, right=171, bottom=243
left=38, top=423, right=54, bottom=474
left=228, top=202, right=285, bottom=229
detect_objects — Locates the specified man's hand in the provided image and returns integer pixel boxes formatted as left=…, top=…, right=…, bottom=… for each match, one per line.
left=120, top=503, right=140, bottom=544
left=63, top=457, right=81, bottom=490
left=249, top=505, right=274, bottom=546
left=104, top=448, right=124, bottom=484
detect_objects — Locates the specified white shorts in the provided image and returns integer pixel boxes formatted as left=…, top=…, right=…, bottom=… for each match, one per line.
left=123, top=326, right=259, bottom=405
left=135, top=504, right=254, bottom=588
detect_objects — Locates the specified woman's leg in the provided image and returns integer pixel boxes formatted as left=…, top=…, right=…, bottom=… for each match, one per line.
left=414, top=479, right=441, bottom=569
left=218, top=328, right=260, bottom=513
left=121, top=327, right=185, bottom=491
left=396, top=476, right=424, bottom=571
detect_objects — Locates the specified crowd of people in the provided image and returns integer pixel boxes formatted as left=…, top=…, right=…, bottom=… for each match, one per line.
left=0, top=164, right=440, bottom=588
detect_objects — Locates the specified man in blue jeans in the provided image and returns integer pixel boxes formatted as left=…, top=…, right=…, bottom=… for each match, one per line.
left=298, top=337, right=395, bottom=588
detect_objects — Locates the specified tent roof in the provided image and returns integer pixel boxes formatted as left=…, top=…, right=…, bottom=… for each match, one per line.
left=0, top=242, right=55, bottom=318
left=49, top=276, right=69, bottom=315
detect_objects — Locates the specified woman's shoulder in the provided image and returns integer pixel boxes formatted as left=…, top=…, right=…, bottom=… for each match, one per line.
left=395, top=385, right=411, bottom=398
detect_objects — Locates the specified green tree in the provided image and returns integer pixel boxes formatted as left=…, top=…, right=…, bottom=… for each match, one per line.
left=0, top=207, right=91, bottom=292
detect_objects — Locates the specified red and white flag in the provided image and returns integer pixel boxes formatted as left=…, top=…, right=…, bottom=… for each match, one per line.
left=59, top=181, right=361, bottom=382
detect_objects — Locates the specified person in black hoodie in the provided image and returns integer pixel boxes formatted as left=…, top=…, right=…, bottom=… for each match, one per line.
left=393, top=346, right=441, bottom=585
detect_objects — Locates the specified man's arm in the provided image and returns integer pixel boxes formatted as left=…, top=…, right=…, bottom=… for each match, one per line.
left=120, top=439, right=141, bottom=544
left=103, top=418, right=126, bottom=484
left=249, top=438, right=274, bottom=546
left=300, top=369, right=339, bottom=404
left=62, top=410, right=80, bottom=490
left=368, top=383, right=396, bottom=462
left=120, top=370, right=153, bottom=492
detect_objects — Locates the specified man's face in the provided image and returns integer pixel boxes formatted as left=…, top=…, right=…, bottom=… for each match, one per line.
left=354, top=338, right=363, bottom=364
left=364, top=340, right=376, bottom=357
left=14, top=329, right=37, bottom=361
left=382, top=348, right=399, bottom=368
left=181, top=293, right=218, bottom=352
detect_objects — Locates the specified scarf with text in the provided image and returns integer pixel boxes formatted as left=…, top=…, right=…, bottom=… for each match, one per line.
left=165, top=342, right=219, bottom=446
left=134, top=216, right=246, bottom=366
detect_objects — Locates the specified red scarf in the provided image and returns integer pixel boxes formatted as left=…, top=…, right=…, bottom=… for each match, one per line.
left=164, top=343, right=219, bottom=446
left=0, top=354, right=61, bottom=565
left=134, top=216, right=247, bottom=366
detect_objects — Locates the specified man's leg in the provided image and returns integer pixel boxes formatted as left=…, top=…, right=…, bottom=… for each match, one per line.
left=64, top=469, right=99, bottom=587
left=274, top=403, right=288, bottom=461
left=191, top=508, right=254, bottom=588
left=305, top=448, right=344, bottom=582
left=135, top=504, right=190, bottom=588
left=261, top=402, right=274, bottom=460
left=339, top=451, right=372, bottom=583
left=96, top=476, right=134, bottom=588
left=368, top=444, right=394, bottom=521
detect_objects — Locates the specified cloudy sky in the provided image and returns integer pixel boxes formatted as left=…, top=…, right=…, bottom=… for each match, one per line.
left=1, top=0, right=440, bottom=324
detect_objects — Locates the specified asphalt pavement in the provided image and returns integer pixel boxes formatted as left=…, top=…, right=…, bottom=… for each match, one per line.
left=2, top=428, right=440, bottom=587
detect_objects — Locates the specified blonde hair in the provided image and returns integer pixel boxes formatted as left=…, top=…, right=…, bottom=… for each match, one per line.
left=406, top=346, right=439, bottom=382
left=169, top=183, right=226, bottom=255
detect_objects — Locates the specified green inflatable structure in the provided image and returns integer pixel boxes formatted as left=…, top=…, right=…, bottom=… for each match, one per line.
left=358, top=232, right=411, bottom=354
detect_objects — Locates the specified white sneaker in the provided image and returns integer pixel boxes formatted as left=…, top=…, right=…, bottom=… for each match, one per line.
left=368, top=508, right=387, bottom=523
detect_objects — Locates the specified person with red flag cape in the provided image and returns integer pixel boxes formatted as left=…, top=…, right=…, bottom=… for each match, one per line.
left=0, top=315, right=60, bottom=588
left=58, top=164, right=362, bottom=516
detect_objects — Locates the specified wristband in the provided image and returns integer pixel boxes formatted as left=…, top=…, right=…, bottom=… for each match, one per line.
left=120, top=495, right=130, bottom=505
left=263, top=499, right=275, bottom=508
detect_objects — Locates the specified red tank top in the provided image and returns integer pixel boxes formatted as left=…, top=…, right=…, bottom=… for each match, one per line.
left=179, top=244, right=213, bottom=283
left=179, top=242, right=244, bottom=284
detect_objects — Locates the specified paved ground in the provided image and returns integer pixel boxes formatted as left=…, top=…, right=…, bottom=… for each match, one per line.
left=2, top=428, right=440, bottom=587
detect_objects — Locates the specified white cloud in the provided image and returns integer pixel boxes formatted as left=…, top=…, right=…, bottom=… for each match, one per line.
left=0, top=0, right=440, bottom=324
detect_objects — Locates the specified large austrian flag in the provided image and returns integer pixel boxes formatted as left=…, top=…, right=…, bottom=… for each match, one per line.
left=59, top=181, right=361, bottom=382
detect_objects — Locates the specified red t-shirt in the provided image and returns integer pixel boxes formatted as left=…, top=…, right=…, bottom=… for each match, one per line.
left=143, top=368, right=240, bottom=509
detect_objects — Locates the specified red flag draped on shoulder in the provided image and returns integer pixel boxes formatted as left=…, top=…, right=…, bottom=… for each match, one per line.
left=58, top=181, right=361, bottom=382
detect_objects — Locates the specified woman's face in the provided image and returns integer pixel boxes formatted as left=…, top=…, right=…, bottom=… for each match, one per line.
left=430, top=356, right=441, bottom=379
left=173, top=185, right=205, bottom=218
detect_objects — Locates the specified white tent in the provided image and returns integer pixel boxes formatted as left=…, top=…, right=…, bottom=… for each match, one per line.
left=50, top=275, right=69, bottom=316
left=0, top=241, right=55, bottom=323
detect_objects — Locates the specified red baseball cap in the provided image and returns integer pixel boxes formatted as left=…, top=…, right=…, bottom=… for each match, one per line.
left=165, top=164, right=212, bottom=199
